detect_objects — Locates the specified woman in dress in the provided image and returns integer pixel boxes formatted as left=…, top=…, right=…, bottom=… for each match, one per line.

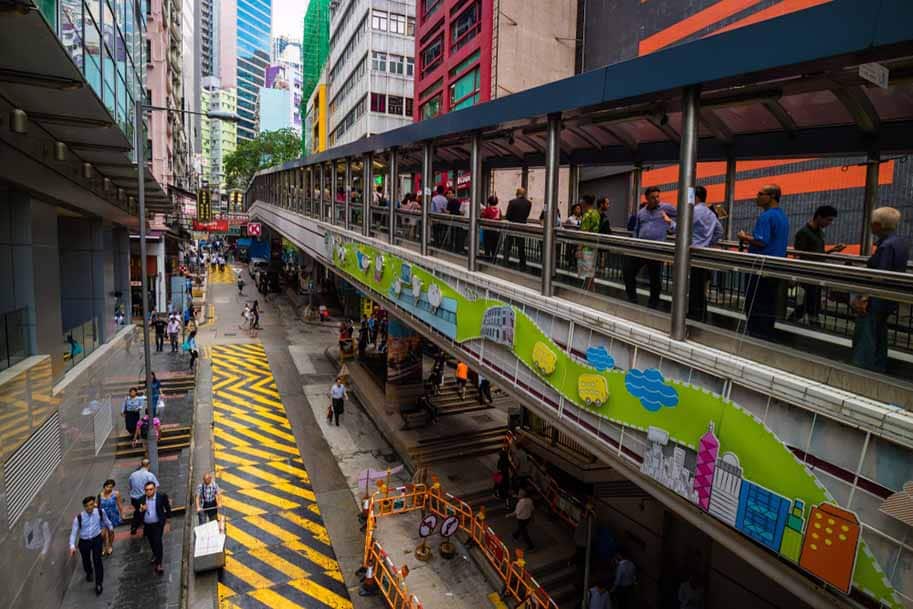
left=98, top=478, right=123, bottom=556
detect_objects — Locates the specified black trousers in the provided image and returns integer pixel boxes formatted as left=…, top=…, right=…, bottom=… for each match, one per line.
left=78, top=534, right=104, bottom=584
left=688, top=267, right=710, bottom=321
left=129, top=497, right=142, bottom=532
left=505, top=236, right=527, bottom=268
left=155, top=333, right=164, bottom=351
left=791, top=284, right=821, bottom=319
left=144, top=521, right=165, bottom=566
left=513, top=518, right=535, bottom=549
left=623, top=257, right=662, bottom=306
left=478, top=380, right=492, bottom=404
left=745, top=275, right=779, bottom=338
left=332, top=398, right=344, bottom=426
left=483, top=231, right=500, bottom=260
left=125, top=411, right=140, bottom=436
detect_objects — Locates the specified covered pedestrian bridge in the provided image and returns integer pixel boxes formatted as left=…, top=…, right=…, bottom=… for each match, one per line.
left=247, top=2, right=913, bottom=609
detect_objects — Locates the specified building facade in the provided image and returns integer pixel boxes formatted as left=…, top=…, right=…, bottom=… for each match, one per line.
left=237, top=0, right=273, bottom=140
left=326, top=0, right=417, bottom=148
left=305, top=69, right=329, bottom=155
left=259, top=36, right=304, bottom=136
left=200, top=0, right=219, bottom=77
left=258, top=87, right=292, bottom=132
left=201, top=77, right=239, bottom=191
left=301, top=0, right=331, bottom=153
left=414, top=0, right=576, bottom=121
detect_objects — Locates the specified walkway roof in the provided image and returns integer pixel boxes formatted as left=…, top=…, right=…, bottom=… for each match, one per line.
left=259, top=0, right=913, bottom=176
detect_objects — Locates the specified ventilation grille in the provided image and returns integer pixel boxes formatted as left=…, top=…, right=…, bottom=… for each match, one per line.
left=4, top=413, right=62, bottom=528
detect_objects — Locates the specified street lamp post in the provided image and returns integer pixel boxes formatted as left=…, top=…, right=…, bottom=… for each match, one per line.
left=133, top=101, right=240, bottom=475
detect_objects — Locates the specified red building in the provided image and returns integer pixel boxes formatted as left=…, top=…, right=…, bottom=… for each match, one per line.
left=413, top=0, right=493, bottom=121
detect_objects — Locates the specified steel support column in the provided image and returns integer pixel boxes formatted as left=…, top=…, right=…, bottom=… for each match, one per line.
left=388, top=149, right=398, bottom=243
left=330, top=161, right=338, bottom=225
left=542, top=113, right=561, bottom=297
left=670, top=86, right=700, bottom=341
left=630, top=162, right=642, bottom=218
left=469, top=133, right=482, bottom=271
left=363, top=153, right=372, bottom=237
left=521, top=164, right=529, bottom=191
left=344, top=158, right=351, bottom=230
left=860, top=148, right=880, bottom=255
left=568, top=164, right=579, bottom=210
left=307, top=167, right=313, bottom=216
left=319, top=164, right=326, bottom=222
left=724, top=151, right=737, bottom=241
left=421, top=143, right=432, bottom=256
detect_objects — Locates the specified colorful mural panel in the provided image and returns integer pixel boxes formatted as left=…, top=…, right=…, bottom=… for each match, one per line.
left=324, top=234, right=902, bottom=608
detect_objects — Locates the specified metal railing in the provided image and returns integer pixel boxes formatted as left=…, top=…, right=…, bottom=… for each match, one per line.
left=271, top=198, right=913, bottom=373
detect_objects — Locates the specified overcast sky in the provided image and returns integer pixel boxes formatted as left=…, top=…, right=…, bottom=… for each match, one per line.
left=273, top=0, right=309, bottom=40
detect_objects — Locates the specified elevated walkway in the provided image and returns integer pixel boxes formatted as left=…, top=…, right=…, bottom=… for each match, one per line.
left=256, top=205, right=913, bottom=609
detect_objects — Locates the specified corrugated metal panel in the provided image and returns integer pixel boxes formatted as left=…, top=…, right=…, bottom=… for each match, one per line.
left=3, top=413, right=62, bottom=528
left=593, top=480, right=650, bottom=499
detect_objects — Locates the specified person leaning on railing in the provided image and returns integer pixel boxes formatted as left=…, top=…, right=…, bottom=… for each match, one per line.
left=623, top=186, right=676, bottom=309
left=851, top=206, right=909, bottom=373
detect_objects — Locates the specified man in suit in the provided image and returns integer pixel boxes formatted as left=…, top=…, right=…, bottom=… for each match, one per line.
left=133, top=481, right=172, bottom=574
left=505, top=187, right=532, bottom=269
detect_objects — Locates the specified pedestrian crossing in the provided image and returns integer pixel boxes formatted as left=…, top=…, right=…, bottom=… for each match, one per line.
left=211, top=343, right=352, bottom=609
left=210, top=265, right=237, bottom=284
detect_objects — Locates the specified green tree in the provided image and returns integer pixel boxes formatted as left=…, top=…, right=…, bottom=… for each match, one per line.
left=224, top=128, right=300, bottom=189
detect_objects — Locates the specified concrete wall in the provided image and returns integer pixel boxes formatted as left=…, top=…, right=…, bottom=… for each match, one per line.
left=59, top=217, right=112, bottom=342
left=492, top=0, right=577, bottom=99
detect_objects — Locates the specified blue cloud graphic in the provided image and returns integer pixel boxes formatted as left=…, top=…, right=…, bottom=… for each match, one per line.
left=586, top=346, right=615, bottom=371
left=624, top=368, right=679, bottom=412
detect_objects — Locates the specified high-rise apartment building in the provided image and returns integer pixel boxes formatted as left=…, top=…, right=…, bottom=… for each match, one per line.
left=201, top=0, right=219, bottom=77
left=304, top=67, right=329, bottom=155
left=413, top=0, right=576, bottom=121
left=183, top=0, right=202, bottom=185
left=261, top=36, right=304, bottom=135
left=201, top=77, right=239, bottom=191
left=301, top=0, right=331, bottom=154
left=327, top=0, right=417, bottom=148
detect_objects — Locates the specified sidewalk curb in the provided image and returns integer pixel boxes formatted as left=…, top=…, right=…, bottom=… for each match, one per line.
left=180, top=361, right=201, bottom=609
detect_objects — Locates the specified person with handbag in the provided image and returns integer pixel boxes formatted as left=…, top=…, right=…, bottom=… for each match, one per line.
left=329, top=377, right=346, bottom=426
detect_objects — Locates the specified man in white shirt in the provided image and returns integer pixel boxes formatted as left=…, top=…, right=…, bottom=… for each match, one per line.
left=431, top=185, right=449, bottom=246
left=128, top=459, right=159, bottom=534
left=509, top=488, right=536, bottom=551
left=329, top=377, right=346, bottom=426
left=68, top=496, right=114, bottom=595
left=611, top=551, right=637, bottom=609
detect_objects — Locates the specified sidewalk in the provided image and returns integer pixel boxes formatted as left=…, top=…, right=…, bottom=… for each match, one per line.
left=59, top=348, right=194, bottom=609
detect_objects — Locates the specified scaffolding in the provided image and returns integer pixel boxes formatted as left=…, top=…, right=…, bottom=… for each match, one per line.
left=301, top=0, right=330, bottom=155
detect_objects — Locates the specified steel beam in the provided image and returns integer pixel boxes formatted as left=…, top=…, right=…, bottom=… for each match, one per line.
left=542, top=113, right=561, bottom=296
left=469, top=134, right=481, bottom=271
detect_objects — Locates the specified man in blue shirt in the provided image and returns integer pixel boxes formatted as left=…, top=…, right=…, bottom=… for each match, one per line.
left=688, top=186, right=723, bottom=321
left=128, top=458, right=159, bottom=534
left=69, top=496, right=114, bottom=595
left=852, top=207, right=909, bottom=372
left=737, top=184, right=789, bottom=338
left=623, top=186, right=676, bottom=308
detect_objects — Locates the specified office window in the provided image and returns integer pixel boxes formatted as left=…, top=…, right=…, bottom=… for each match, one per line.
left=451, top=2, right=480, bottom=51
left=389, top=54, right=404, bottom=75
left=449, top=67, right=480, bottom=110
left=371, top=9, right=387, bottom=31
left=145, top=39, right=151, bottom=63
left=422, top=0, right=440, bottom=18
left=389, top=13, right=406, bottom=35
left=371, top=51, right=387, bottom=72
left=407, top=16, right=415, bottom=36
left=146, top=87, right=152, bottom=106
left=420, top=37, right=443, bottom=77
left=421, top=93, right=441, bottom=120
left=370, top=92, right=386, bottom=113
left=406, top=57, right=414, bottom=77
left=388, top=95, right=403, bottom=115
left=405, top=97, right=414, bottom=117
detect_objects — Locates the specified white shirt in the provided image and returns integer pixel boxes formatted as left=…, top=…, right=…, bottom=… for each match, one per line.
left=330, top=383, right=346, bottom=399
left=513, top=497, right=534, bottom=520
left=613, top=559, right=637, bottom=588
left=587, top=587, right=611, bottom=609
left=144, top=495, right=159, bottom=524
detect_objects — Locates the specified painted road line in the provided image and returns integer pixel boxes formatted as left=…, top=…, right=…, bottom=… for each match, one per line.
left=212, top=343, right=349, bottom=609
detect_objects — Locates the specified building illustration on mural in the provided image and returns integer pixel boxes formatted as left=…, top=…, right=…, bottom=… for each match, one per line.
left=779, top=499, right=806, bottom=564
left=481, top=306, right=515, bottom=347
left=707, top=452, right=743, bottom=527
left=693, top=423, right=719, bottom=511
left=735, top=481, right=791, bottom=553
left=641, top=426, right=698, bottom=501
left=799, top=503, right=861, bottom=594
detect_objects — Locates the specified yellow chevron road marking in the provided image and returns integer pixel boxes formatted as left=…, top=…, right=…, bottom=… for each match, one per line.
left=288, top=577, right=354, bottom=609
left=238, top=487, right=301, bottom=510
left=229, top=444, right=301, bottom=462
left=217, top=416, right=296, bottom=443
left=271, top=482, right=317, bottom=503
left=220, top=496, right=266, bottom=517
left=265, top=461, right=311, bottom=481
left=218, top=582, right=236, bottom=601
left=248, top=546, right=311, bottom=581
left=214, top=400, right=292, bottom=425
left=213, top=449, right=258, bottom=467
left=236, top=464, right=306, bottom=486
left=223, top=556, right=275, bottom=589
left=284, top=540, right=344, bottom=579
left=249, top=588, right=310, bottom=609
left=225, top=523, right=268, bottom=550
left=278, top=511, right=331, bottom=546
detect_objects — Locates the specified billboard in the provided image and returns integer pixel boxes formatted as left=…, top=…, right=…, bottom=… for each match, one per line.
left=584, top=0, right=833, bottom=69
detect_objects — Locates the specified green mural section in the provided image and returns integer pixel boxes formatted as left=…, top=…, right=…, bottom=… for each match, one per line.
left=327, top=235, right=900, bottom=608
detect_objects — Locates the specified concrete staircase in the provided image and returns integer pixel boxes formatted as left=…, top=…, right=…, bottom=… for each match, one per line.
left=407, top=426, right=508, bottom=466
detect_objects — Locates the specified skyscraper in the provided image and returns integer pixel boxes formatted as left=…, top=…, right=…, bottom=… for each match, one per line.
left=220, top=0, right=273, bottom=141
left=301, top=0, right=330, bottom=154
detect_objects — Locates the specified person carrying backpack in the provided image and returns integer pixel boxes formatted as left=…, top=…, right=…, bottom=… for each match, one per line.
left=68, top=496, right=113, bottom=596
left=132, top=407, right=160, bottom=447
